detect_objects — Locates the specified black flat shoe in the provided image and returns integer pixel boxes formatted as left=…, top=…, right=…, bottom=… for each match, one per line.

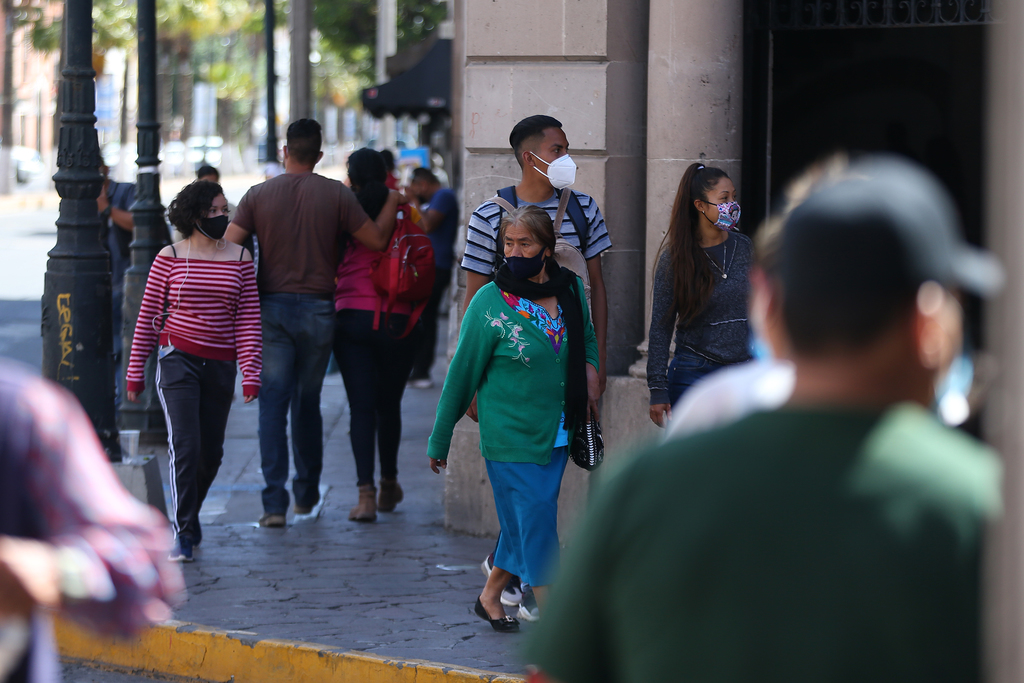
left=474, top=597, right=519, bottom=632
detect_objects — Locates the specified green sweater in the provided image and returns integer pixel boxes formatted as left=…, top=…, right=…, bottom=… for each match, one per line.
left=427, top=280, right=599, bottom=465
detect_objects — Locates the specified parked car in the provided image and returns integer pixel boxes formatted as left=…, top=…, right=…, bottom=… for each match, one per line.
left=11, top=146, right=44, bottom=184
left=185, top=136, right=222, bottom=171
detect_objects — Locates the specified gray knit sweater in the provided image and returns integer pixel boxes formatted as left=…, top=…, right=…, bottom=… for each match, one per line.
left=647, top=232, right=753, bottom=405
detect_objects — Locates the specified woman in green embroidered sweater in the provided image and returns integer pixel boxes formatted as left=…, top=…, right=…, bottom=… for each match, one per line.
left=429, top=205, right=599, bottom=633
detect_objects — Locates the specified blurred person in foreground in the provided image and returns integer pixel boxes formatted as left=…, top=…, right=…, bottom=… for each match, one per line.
left=0, top=360, right=183, bottom=683
left=526, top=155, right=1003, bottom=683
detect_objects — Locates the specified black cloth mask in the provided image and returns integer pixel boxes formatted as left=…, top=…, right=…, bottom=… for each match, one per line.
left=198, top=215, right=229, bottom=240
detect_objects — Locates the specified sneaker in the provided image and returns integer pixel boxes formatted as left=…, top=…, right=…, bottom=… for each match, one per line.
left=259, top=513, right=286, bottom=528
left=480, top=553, right=495, bottom=578
left=293, top=494, right=320, bottom=515
left=410, top=377, right=434, bottom=389
left=169, top=536, right=194, bottom=563
left=517, top=588, right=539, bottom=622
left=500, top=577, right=523, bottom=607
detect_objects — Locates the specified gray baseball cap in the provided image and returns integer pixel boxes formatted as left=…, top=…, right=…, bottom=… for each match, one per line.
left=780, top=155, right=1003, bottom=301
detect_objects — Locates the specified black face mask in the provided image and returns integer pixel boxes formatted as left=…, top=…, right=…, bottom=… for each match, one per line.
left=198, top=214, right=229, bottom=240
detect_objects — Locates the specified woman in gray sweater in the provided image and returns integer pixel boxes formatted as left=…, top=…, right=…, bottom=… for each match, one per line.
left=648, top=163, right=753, bottom=427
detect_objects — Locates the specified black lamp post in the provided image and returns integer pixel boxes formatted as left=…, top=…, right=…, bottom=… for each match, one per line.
left=264, top=0, right=277, bottom=164
left=41, top=0, right=120, bottom=459
left=120, top=0, right=166, bottom=435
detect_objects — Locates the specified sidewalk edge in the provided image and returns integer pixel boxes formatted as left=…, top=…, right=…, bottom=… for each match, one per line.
left=56, top=618, right=526, bottom=682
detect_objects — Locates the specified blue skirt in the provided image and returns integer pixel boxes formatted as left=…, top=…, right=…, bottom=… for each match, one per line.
left=485, top=446, right=568, bottom=587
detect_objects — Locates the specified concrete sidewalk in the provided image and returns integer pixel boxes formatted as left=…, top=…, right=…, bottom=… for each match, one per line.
left=128, top=326, right=530, bottom=677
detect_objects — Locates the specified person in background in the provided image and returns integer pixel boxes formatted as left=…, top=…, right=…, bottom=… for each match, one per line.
left=663, top=155, right=852, bottom=441
left=462, top=115, right=611, bottom=395
left=332, top=149, right=421, bottom=522
left=0, top=359, right=184, bottom=683
left=98, top=163, right=136, bottom=410
left=526, top=156, right=1003, bottom=683
left=647, top=163, right=753, bottom=427
left=225, top=119, right=401, bottom=528
left=196, top=165, right=219, bottom=183
left=126, top=180, right=261, bottom=562
left=429, top=205, right=599, bottom=633
left=406, top=167, right=459, bottom=388
left=381, top=149, right=399, bottom=190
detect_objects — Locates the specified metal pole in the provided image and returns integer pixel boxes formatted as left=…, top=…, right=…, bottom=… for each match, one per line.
left=119, top=0, right=166, bottom=437
left=0, top=0, right=15, bottom=195
left=41, top=0, right=120, bottom=460
left=264, top=0, right=277, bottom=164
left=289, top=0, right=311, bottom=121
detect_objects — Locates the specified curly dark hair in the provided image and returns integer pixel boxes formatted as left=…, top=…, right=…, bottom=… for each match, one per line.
left=167, top=180, right=224, bottom=236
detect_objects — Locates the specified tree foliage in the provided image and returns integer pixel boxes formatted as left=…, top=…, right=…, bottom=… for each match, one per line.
left=314, top=0, right=448, bottom=83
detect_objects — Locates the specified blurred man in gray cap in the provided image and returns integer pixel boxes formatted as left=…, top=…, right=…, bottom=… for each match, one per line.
left=526, top=156, right=1003, bottom=683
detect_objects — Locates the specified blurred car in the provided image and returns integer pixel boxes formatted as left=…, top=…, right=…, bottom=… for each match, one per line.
left=11, top=146, right=45, bottom=184
left=185, top=136, right=222, bottom=171
left=162, top=141, right=187, bottom=177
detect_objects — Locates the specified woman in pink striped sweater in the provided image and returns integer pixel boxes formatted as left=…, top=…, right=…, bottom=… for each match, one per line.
left=126, top=180, right=261, bottom=562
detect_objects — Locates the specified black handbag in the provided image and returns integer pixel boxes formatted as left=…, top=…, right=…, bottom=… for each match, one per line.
left=570, top=417, right=604, bottom=470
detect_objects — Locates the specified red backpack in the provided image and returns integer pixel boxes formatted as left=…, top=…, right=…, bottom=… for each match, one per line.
left=370, top=205, right=435, bottom=338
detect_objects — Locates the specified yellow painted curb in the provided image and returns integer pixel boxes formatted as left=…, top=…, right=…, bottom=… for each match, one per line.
left=56, top=618, right=526, bottom=682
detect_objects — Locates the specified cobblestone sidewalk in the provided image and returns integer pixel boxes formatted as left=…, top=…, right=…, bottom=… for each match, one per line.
left=148, top=342, right=528, bottom=675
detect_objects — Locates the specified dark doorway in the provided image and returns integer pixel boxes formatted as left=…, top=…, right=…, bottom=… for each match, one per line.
left=742, top=3, right=988, bottom=253
left=770, top=26, right=985, bottom=246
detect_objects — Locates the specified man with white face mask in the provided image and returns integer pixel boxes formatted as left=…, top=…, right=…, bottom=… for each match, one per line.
left=462, top=115, right=612, bottom=394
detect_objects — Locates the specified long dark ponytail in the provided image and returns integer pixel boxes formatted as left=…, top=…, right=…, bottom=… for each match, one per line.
left=656, top=162, right=730, bottom=326
left=346, top=148, right=391, bottom=220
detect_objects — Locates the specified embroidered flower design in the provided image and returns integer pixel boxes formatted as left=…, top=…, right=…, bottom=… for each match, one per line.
left=484, top=308, right=532, bottom=367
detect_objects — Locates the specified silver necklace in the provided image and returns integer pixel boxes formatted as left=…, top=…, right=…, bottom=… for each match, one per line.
left=703, top=241, right=729, bottom=279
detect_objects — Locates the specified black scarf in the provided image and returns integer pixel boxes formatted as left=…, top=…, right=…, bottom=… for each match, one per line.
left=494, top=259, right=588, bottom=431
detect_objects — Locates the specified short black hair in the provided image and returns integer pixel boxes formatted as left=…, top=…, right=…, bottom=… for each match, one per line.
left=167, top=180, right=223, bottom=237
left=286, top=119, right=322, bottom=166
left=411, top=167, right=438, bottom=184
left=509, top=115, right=562, bottom=165
left=196, top=165, right=219, bottom=180
left=380, top=149, right=396, bottom=171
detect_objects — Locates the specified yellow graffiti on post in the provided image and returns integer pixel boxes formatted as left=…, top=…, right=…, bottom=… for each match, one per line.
left=56, top=293, right=77, bottom=381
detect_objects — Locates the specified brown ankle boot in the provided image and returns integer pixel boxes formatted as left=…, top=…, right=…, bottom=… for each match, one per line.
left=378, top=479, right=404, bottom=512
left=349, top=484, right=377, bottom=522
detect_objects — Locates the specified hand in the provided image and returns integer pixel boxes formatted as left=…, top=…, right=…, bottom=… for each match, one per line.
left=650, top=403, right=671, bottom=427
left=126, top=390, right=140, bottom=403
left=244, top=395, right=257, bottom=404
left=388, top=189, right=411, bottom=206
left=598, top=366, right=607, bottom=396
left=429, top=458, right=448, bottom=474
left=0, top=536, right=60, bottom=617
left=465, top=394, right=479, bottom=422
left=96, top=187, right=110, bottom=212
left=586, top=364, right=601, bottom=422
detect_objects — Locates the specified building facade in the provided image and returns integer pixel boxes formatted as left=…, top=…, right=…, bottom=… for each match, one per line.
left=444, top=0, right=994, bottom=538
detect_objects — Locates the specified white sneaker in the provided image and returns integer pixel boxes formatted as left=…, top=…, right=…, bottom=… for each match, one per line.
left=517, top=589, right=539, bottom=622
left=500, top=582, right=523, bottom=606
left=410, top=378, right=434, bottom=389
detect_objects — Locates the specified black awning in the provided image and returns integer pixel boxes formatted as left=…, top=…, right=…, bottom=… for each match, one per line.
left=361, top=39, right=451, bottom=119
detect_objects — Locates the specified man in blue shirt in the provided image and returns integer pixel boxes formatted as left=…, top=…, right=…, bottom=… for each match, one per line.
left=407, top=167, right=458, bottom=388
left=98, top=164, right=136, bottom=409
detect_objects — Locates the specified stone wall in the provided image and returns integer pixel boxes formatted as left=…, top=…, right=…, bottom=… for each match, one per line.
left=443, top=0, right=743, bottom=539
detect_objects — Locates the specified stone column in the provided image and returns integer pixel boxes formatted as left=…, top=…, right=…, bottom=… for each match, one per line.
left=627, top=0, right=745, bottom=399
left=984, top=1, right=1024, bottom=680
left=446, top=0, right=649, bottom=538
left=289, top=0, right=311, bottom=121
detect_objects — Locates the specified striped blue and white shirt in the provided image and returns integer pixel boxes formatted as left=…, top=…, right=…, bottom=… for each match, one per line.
left=460, top=189, right=613, bottom=275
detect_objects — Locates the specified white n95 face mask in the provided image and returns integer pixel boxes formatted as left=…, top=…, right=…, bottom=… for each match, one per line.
left=530, top=152, right=577, bottom=189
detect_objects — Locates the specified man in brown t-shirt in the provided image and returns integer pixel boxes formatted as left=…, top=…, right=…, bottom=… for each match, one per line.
left=226, top=118, right=400, bottom=527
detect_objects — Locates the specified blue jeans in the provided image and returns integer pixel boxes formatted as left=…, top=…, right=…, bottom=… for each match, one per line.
left=259, top=293, right=336, bottom=514
left=668, top=348, right=724, bottom=406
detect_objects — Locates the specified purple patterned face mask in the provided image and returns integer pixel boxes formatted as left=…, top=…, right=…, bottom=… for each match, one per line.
left=712, top=201, right=741, bottom=231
